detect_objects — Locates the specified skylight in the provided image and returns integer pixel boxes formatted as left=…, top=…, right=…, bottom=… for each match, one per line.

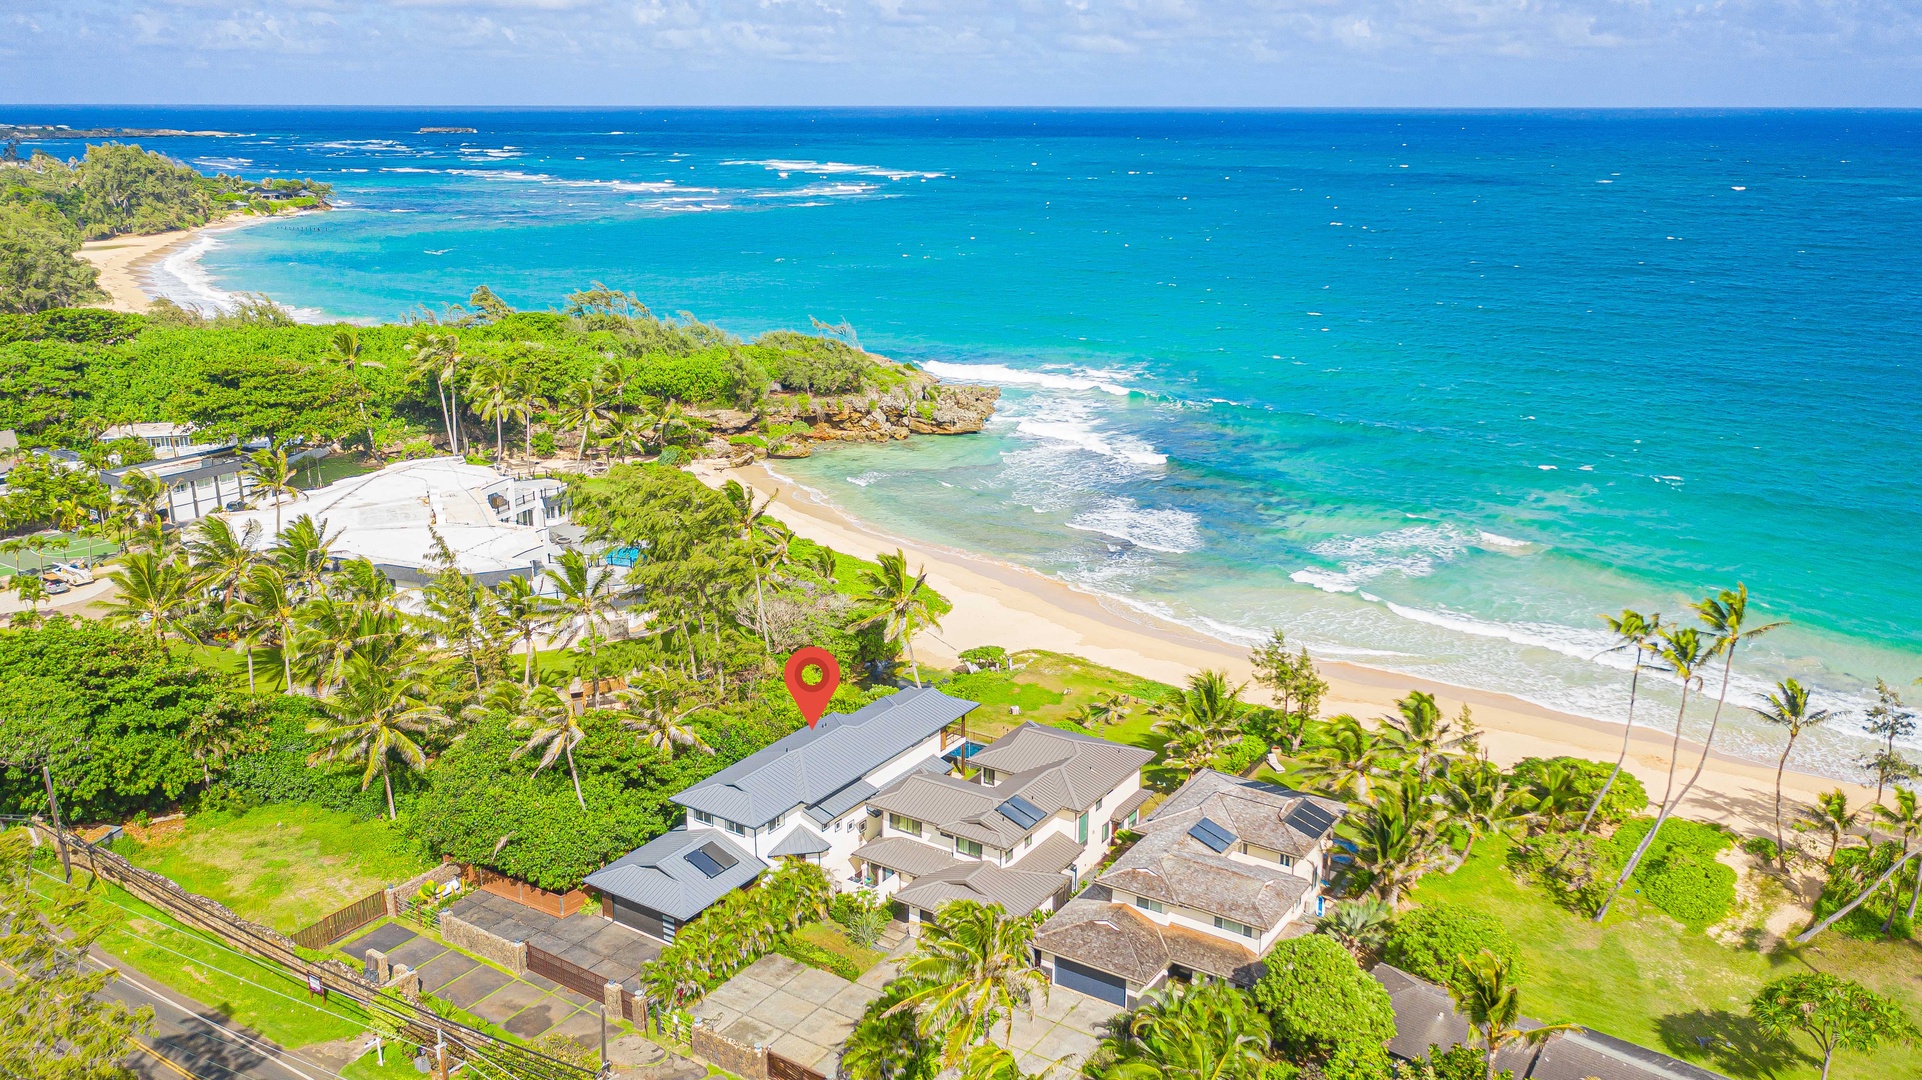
left=684, top=841, right=740, bottom=879
left=1188, top=817, right=1236, bottom=852
left=997, top=795, right=1046, bottom=829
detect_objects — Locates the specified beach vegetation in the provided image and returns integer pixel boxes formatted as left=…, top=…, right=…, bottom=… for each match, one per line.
left=1252, top=932, right=1396, bottom=1063
left=1749, top=974, right=1919, bottom=1080
left=1382, top=901, right=1521, bottom=997
left=0, top=201, right=103, bottom=313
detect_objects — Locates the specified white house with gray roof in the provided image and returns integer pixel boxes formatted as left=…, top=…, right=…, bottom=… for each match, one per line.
left=584, top=687, right=978, bottom=942
left=850, top=722, right=1154, bottom=926
left=1032, top=770, right=1346, bottom=1007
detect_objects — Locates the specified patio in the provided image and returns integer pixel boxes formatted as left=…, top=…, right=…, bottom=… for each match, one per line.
left=986, top=983, right=1124, bottom=1076
left=342, top=920, right=606, bottom=1044
left=689, top=953, right=894, bottom=1075
left=446, top=890, right=662, bottom=992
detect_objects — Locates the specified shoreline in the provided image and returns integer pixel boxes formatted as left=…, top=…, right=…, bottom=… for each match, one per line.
left=693, top=457, right=1877, bottom=835
left=76, top=212, right=279, bottom=314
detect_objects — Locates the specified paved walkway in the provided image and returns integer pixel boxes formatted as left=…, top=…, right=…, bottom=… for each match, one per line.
left=690, top=953, right=895, bottom=1075
left=988, top=985, right=1123, bottom=1076
left=342, top=920, right=604, bottom=1045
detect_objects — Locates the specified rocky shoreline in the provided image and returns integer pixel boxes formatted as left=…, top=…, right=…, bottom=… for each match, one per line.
left=696, top=367, right=999, bottom=465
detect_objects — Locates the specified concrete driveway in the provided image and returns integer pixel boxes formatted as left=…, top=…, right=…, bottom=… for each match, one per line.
left=988, top=985, right=1124, bottom=1076
left=690, top=954, right=894, bottom=1075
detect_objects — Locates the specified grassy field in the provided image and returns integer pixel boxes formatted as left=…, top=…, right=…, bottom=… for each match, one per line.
left=1408, top=835, right=1922, bottom=1080
left=790, top=920, right=886, bottom=974
left=118, top=804, right=431, bottom=933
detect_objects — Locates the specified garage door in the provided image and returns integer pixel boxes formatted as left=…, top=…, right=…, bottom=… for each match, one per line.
left=610, top=897, right=671, bottom=942
left=1053, top=957, right=1127, bottom=1006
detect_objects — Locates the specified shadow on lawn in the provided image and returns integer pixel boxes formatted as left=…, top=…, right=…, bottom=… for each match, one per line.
left=1654, top=1009, right=1810, bottom=1079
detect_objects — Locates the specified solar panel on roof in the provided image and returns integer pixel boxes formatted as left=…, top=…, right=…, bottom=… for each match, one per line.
left=997, top=795, right=1046, bottom=829
left=1284, top=801, right=1338, bottom=838
left=1188, top=816, right=1236, bottom=852
left=684, top=841, right=740, bottom=879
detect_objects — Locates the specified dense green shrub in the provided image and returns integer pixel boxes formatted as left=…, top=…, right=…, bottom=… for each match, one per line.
left=775, top=933, right=864, bottom=981
left=1811, top=842, right=1914, bottom=940
left=748, top=331, right=874, bottom=393
left=1383, top=901, right=1521, bottom=996
left=1215, top=734, right=1269, bottom=774
left=1604, top=817, right=1736, bottom=927
left=1253, top=933, right=1397, bottom=1061
left=1508, top=756, right=1647, bottom=824
left=644, top=861, right=832, bottom=1004
left=219, top=703, right=389, bottom=820
left=957, top=645, right=1009, bottom=670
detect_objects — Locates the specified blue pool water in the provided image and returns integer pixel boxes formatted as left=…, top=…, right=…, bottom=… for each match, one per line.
left=27, top=107, right=1922, bottom=776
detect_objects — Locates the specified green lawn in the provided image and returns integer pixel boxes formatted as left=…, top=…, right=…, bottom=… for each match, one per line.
left=1408, top=835, right=1922, bottom=1080
left=117, top=804, right=431, bottom=933
left=790, top=920, right=886, bottom=974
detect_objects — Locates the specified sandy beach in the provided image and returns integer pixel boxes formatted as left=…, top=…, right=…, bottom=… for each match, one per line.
left=695, top=458, right=1876, bottom=836
left=76, top=214, right=271, bottom=313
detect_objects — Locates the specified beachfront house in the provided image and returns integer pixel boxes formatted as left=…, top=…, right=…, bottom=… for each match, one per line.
left=584, top=687, right=980, bottom=942
left=1031, top=770, right=1346, bottom=1006
left=851, top=722, right=1154, bottom=926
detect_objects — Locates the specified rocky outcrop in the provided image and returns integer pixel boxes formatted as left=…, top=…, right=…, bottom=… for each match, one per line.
left=693, top=367, right=999, bottom=462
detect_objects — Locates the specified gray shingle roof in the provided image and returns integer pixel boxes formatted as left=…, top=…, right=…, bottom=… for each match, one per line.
left=767, top=826, right=832, bottom=857
left=852, top=835, right=962, bottom=878
left=893, top=861, right=1068, bottom=917
left=584, top=828, right=766, bottom=922
left=1150, top=770, right=1346, bottom=857
left=672, top=687, right=976, bottom=828
left=1095, top=797, right=1312, bottom=929
left=1034, top=892, right=1261, bottom=986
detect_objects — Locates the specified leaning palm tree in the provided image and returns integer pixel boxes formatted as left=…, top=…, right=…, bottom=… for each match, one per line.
left=492, top=573, right=545, bottom=686
left=1800, top=789, right=1860, bottom=868
left=1575, top=609, right=1662, bottom=837
left=308, top=648, right=445, bottom=820
left=857, top=549, right=942, bottom=687
left=1875, top=789, right=1922, bottom=935
left=1449, top=949, right=1577, bottom=1080
left=1595, top=625, right=1711, bottom=921
left=327, top=327, right=386, bottom=450
left=1753, top=678, right=1833, bottom=869
left=186, top=515, right=262, bottom=607
left=886, top=901, right=1048, bottom=1069
left=1088, top=978, right=1271, bottom=1080
left=245, top=445, right=299, bottom=538
left=491, top=682, right=590, bottom=810
left=100, top=550, right=198, bottom=643
left=406, top=330, right=465, bottom=451
left=614, top=675, right=714, bottom=759
left=1670, top=584, right=1784, bottom=822
left=540, top=548, right=630, bottom=706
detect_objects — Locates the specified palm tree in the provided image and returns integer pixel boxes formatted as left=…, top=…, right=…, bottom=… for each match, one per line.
left=1753, top=678, right=1833, bottom=869
left=470, top=358, right=516, bottom=461
left=492, top=574, right=545, bottom=686
left=1576, top=610, right=1662, bottom=836
left=245, top=445, right=299, bottom=538
left=100, top=550, right=198, bottom=643
left=185, top=515, right=262, bottom=607
left=615, top=675, right=714, bottom=758
left=491, top=682, right=590, bottom=810
left=1801, top=789, right=1860, bottom=867
left=1382, top=690, right=1469, bottom=782
left=1355, top=778, right=1446, bottom=904
left=271, top=513, right=338, bottom=595
left=232, top=563, right=300, bottom=692
left=1595, top=625, right=1711, bottom=921
left=600, top=410, right=651, bottom=463
left=857, top=549, right=942, bottom=687
left=1875, top=789, right=1922, bottom=935
left=1087, top=979, right=1270, bottom=1080
left=1316, top=896, right=1394, bottom=960
left=183, top=707, right=252, bottom=785
left=540, top=549, right=630, bottom=706
left=10, top=572, right=48, bottom=627
left=508, top=373, right=546, bottom=461
left=1299, top=715, right=1392, bottom=801
left=723, top=480, right=778, bottom=647
left=1670, top=584, right=1784, bottom=819
left=1154, top=670, right=1246, bottom=772
left=113, top=469, right=171, bottom=534
left=222, top=597, right=269, bottom=693
left=558, top=375, right=611, bottom=461
left=886, top=901, right=1048, bottom=1069
left=406, top=330, right=465, bottom=452
left=327, top=328, right=386, bottom=450
left=1444, top=761, right=1531, bottom=867
left=308, top=648, right=445, bottom=819
left=1449, top=950, right=1577, bottom=1080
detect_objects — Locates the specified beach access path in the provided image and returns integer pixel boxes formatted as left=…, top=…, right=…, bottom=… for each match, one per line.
left=693, top=459, right=1878, bottom=838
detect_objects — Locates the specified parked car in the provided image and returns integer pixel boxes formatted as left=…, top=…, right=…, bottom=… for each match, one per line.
left=42, top=579, right=71, bottom=595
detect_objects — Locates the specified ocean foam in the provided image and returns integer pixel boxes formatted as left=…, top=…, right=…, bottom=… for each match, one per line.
left=1066, top=498, right=1202, bottom=553
left=922, top=360, right=1136, bottom=397
left=145, top=230, right=325, bottom=324
left=846, top=472, right=887, bottom=487
left=724, top=158, right=945, bottom=180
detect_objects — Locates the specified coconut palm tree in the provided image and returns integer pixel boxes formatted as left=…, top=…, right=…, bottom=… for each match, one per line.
left=1355, top=778, right=1447, bottom=904
left=857, top=549, right=942, bottom=687
left=406, top=330, right=465, bottom=451
left=1670, top=584, right=1784, bottom=818
left=1382, top=690, right=1469, bottom=782
left=9, top=573, right=48, bottom=627
left=491, top=682, right=590, bottom=810
left=1801, top=789, right=1860, bottom=867
left=185, top=515, right=261, bottom=607
left=183, top=706, right=254, bottom=786
left=271, top=513, right=338, bottom=596
left=232, top=563, right=300, bottom=692
left=1752, top=678, right=1833, bottom=869
left=615, top=675, right=714, bottom=759
left=1298, top=715, right=1392, bottom=802
left=492, top=573, right=544, bottom=686
left=1316, top=896, right=1394, bottom=960
left=1443, top=760, right=1531, bottom=867
left=722, top=480, right=778, bottom=647
left=539, top=548, right=630, bottom=706
left=100, top=550, right=198, bottom=643
left=112, top=469, right=171, bottom=534
left=308, top=647, right=445, bottom=819
left=327, top=328, right=386, bottom=450
left=1595, top=625, right=1711, bottom=921
left=558, top=374, right=611, bottom=461
left=469, top=358, right=516, bottom=461
left=508, top=373, right=546, bottom=461
left=245, top=445, right=299, bottom=538
left=221, top=597, right=270, bottom=693
left=1154, top=670, right=1246, bottom=772
left=1087, top=979, right=1270, bottom=1080
left=1449, top=950, right=1577, bottom=1080
left=886, top=901, right=1048, bottom=1069
left=1576, top=610, right=1663, bottom=836
left=1875, top=789, right=1922, bottom=935
left=1792, top=807, right=1922, bottom=945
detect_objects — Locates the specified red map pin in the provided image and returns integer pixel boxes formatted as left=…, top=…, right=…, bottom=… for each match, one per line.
left=784, top=647, right=841, bottom=729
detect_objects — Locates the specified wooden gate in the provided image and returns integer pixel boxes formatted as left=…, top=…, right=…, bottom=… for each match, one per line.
left=526, top=943, right=606, bottom=1000
left=464, top=866, right=587, bottom=917
left=767, top=1052, right=826, bottom=1080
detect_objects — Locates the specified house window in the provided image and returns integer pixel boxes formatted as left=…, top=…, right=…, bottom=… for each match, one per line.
left=1078, top=812, right=1089, bottom=844
left=1279, top=853, right=1295, bottom=867
left=1095, top=796, right=1103, bottom=811
left=880, top=867, right=896, bottom=881
left=1213, top=916, right=1256, bottom=938
left=889, top=814, right=922, bottom=837
left=725, top=819, right=746, bottom=836
left=955, top=837, right=984, bottom=858
left=769, top=812, right=785, bottom=830
left=1135, top=896, right=1164, bottom=914
left=693, top=810, right=714, bottom=826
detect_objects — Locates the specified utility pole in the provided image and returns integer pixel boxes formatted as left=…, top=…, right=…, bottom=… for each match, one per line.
left=43, top=766, right=70, bottom=883
left=599, top=1004, right=609, bottom=1078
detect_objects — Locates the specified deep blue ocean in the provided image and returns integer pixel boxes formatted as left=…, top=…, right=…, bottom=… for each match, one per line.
left=25, top=107, right=1922, bottom=776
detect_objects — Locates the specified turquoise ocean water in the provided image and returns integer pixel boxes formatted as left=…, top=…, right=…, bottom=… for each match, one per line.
left=30, top=107, right=1922, bottom=778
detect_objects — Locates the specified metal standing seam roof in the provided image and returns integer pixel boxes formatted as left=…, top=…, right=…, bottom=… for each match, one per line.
left=672, top=687, right=977, bottom=828
left=803, top=778, right=880, bottom=825
left=583, top=828, right=767, bottom=922
left=1109, top=789, right=1154, bottom=823
left=1013, top=832, right=1086, bottom=875
left=892, top=861, right=1068, bottom=918
left=767, top=826, right=832, bottom=858
left=850, top=835, right=963, bottom=878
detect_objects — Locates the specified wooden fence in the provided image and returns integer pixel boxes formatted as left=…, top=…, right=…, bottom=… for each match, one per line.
left=464, top=865, right=588, bottom=918
left=290, top=889, right=388, bottom=949
left=527, top=942, right=646, bottom=1026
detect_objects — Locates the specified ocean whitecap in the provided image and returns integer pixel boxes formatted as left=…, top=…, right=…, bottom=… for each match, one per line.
left=923, top=360, right=1136, bottom=397
left=1066, top=498, right=1202, bottom=554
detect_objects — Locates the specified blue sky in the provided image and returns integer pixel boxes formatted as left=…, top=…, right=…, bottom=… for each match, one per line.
left=3, top=0, right=1919, bottom=107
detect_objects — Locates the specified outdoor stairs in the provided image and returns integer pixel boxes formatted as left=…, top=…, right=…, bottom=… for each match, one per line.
left=878, top=920, right=911, bottom=954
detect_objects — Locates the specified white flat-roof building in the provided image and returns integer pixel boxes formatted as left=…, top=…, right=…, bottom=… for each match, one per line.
left=224, top=458, right=575, bottom=589
left=99, top=422, right=230, bottom=461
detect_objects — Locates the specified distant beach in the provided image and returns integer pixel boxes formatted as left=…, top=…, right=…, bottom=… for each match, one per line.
left=77, top=212, right=292, bottom=315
